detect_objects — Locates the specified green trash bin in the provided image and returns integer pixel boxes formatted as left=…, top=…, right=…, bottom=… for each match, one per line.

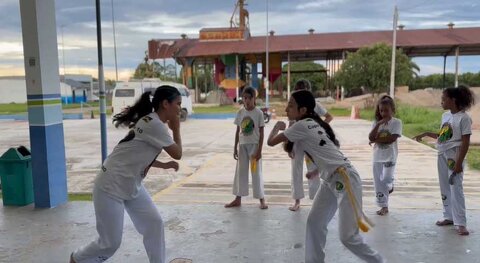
left=0, top=146, right=34, bottom=206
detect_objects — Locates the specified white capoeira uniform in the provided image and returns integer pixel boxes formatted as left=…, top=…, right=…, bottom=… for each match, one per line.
left=436, top=111, right=472, bottom=227
left=284, top=118, right=384, bottom=263
left=232, top=107, right=265, bottom=199
left=371, top=118, right=402, bottom=208
left=290, top=103, right=327, bottom=200
left=72, top=112, right=175, bottom=263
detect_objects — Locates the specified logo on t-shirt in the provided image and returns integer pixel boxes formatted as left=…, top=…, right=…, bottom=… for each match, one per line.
left=240, top=116, right=255, bottom=136
left=447, top=158, right=456, bottom=170
left=335, top=181, right=344, bottom=191
left=377, top=129, right=391, bottom=149
left=438, top=123, right=453, bottom=143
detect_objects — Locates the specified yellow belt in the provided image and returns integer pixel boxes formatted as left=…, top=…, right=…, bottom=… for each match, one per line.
left=336, top=166, right=374, bottom=232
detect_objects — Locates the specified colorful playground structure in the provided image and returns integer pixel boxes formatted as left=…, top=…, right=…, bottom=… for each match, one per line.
left=148, top=0, right=480, bottom=102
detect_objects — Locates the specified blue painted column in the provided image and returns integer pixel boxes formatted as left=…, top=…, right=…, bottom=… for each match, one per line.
left=20, top=0, right=68, bottom=208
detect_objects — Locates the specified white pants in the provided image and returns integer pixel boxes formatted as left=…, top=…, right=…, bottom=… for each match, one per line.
left=291, top=146, right=321, bottom=200
left=232, top=143, right=264, bottom=199
left=305, top=166, right=384, bottom=263
left=73, top=185, right=165, bottom=263
left=438, top=147, right=467, bottom=226
left=372, top=161, right=396, bottom=208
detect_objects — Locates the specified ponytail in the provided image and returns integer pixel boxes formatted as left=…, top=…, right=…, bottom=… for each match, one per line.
left=113, top=85, right=180, bottom=128
left=113, top=92, right=153, bottom=128
left=284, top=90, right=340, bottom=155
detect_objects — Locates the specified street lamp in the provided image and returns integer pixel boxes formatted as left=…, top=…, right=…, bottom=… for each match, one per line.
left=111, top=0, right=119, bottom=82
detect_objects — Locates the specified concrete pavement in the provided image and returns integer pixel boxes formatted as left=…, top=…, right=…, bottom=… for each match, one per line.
left=1, top=117, right=480, bottom=262
left=1, top=202, right=480, bottom=263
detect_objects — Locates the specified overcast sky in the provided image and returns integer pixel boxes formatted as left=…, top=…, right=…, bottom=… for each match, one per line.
left=0, top=0, right=479, bottom=80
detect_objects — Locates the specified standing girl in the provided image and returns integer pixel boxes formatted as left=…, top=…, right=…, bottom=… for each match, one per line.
left=268, top=90, right=384, bottom=263
left=413, top=85, right=475, bottom=236
left=368, top=95, right=402, bottom=216
left=71, top=86, right=183, bottom=263
left=225, top=87, right=268, bottom=209
left=288, top=79, right=333, bottom=211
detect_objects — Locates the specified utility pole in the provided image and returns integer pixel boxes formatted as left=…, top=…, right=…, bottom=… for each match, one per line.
left=389, top=5, right=398, bottom=98
left=111, top=0, right=118, bottom=82
left=265, top=0, right=270, bottom=108
left=95, top=0, right=108, bottom=162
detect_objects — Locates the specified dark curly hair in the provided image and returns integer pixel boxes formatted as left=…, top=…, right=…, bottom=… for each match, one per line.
left=443, top=85, right=475, bottom=111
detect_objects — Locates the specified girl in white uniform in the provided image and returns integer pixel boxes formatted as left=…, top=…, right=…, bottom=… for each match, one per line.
left=71, top=86, right=183, bottom=263
left=225, top=87, right=268, bottom=209
left=268, top=90, right=384, bottom=263
left=368, top=95, right=402, bottom=216
left=288, top=79, right=333, bottom=211
left=414, top=85, right=475, bottom=236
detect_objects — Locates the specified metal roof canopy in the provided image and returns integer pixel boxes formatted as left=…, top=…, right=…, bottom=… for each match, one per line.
left=149, top=27, right=480, bottom=61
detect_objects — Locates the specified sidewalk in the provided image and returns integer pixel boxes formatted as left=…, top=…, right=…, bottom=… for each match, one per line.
left=1, top=202, right=479, bottom=263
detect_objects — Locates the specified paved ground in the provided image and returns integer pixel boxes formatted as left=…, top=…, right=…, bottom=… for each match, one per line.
left=1, top=117, right=480, bottom=262
left=2, top=202, right=480, bottom=263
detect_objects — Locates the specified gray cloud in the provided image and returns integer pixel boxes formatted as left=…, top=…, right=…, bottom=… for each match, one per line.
left=0, top=0, right=479, bottom=79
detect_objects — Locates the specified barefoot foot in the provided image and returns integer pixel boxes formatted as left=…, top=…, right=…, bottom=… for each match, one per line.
left=225, top=198, right=241, bottom=208
left=289, top=203, right=300, bottom=211
left=435, top=219, right=454, bottom=226
left=376, top=207, right=389, bottom=216
left=456, top=226, right=470, bottom=236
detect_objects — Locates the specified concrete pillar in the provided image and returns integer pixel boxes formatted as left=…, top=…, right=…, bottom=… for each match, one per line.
left=287, top=52, right=291, bottom=101
left=236, top=54, right=239, bottom=101
left=20, top=0, right=67, bottom=208
left=455, top=46, right=460, bottom=87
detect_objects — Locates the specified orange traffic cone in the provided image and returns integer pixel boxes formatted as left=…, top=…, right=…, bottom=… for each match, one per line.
left=350, top=105, right=360, bottom=119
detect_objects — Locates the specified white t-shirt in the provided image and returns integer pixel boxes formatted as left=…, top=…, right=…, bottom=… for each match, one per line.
left=437, top=111, right=472, bottom=153
left=96, top=112, right=174, bottom=200
left=234, top=107, right=265, bottom=145
left=284, top=118, right=350, bottom=178
left=372, top=117, right=402, bottom=162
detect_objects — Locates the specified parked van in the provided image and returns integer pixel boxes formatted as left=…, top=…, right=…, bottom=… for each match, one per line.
left=112, top=79, right=193, bottom=121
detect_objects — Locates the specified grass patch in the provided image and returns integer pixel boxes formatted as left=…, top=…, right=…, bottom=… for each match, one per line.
left=193, top=105, right=238, bottom=114
left=0, top=101, right=111, bottom=115
left=0, top=103, right=27, bottom=114
left=467, top=147, right=480, bottom=171
left=395, top=105, right=443, bottom=138
left=68, top=193, right=92, bottom=201
left=0, top=192, right=92, bottom=201
left=327, top=107, right=351, bottom=117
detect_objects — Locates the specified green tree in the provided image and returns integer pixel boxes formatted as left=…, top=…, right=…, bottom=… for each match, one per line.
left=410, top=71, right=480, bottom=90
left=335, top=43, right=419, bottom=94
left=281, top=61, right=326, bottom=92
left=133, top=51, right=164, bottom=79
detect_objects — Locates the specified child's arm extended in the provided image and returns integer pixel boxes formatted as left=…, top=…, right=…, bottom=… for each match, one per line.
left=413, top=132, right=439, bottom=142
left=254, top=126, right=264, bottom=160
left=454, top=134, right=471, bottom=173
left=151, top=160, right=179, bottom=171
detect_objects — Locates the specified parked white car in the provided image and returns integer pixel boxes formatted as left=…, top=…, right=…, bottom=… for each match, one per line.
left=112, top=79, right=193, bottom=121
